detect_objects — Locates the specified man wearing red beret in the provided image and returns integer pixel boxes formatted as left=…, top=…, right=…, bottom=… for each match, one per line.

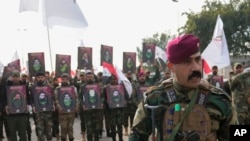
left=129, top=34, right=237, bottom=141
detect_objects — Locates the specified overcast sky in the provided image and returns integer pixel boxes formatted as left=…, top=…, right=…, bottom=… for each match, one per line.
left=0, top=0, right=206, bottom=73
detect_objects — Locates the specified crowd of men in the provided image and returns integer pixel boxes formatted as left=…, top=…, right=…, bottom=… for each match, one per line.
left=0, top=34, right=249, bottom=141
left=0, top=56, right=170, bottom=141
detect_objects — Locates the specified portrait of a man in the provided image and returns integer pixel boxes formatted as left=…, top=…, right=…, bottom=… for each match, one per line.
left=12, top=93, right=22, bottom=108
left=112, top=90, right=121, bottom=103
left=88, top=89, right=97, bottom=104
left=101, top=45, right=113, bottom=65
left=39, top=92, right=47, bottom=106
left=63, top=93, right=72, bottom=107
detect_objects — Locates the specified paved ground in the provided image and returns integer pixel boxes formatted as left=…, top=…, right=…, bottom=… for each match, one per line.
left=1, top=116, right=131, bottom=141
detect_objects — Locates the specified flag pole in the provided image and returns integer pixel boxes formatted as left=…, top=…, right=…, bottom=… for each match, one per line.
left=43, top=0, right=54, bottom=73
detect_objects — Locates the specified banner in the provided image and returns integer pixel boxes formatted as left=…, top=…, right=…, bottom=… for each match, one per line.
left=137, top=85, right=150, bottom=102
left=123, top=52, right=136, bottom=73
left=100, top=45, right=113, bottom=65
left=81, top=84, right=102, bottom=110
left=142, top=43, right=155, bottom=64
left=106, top=84, right=127, bottom=108
left=78, top=47, right=93, bottom=69
left=32, top=86, right=53, bottom=112
left=28, top=52, right=45, bottom=77
left=58, top=86, right=77, bottom=113
left=55, top=54, right=71, bottom=78
left=7, top=85, right=27, bottom=114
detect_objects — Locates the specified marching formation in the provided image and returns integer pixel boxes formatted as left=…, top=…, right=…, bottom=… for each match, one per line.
left=0, top=33, right=249, bottom=141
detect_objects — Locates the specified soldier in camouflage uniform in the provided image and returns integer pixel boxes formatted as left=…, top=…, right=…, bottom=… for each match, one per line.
left=51, top=77, right=60, bottom=140
left=230, top=63, right=250, bottom=125
left=103, top=74, right=128, bottom=141
left=54, top=73, right=79, bottom=141
left=74, top=71, right=87, bottom=140
left=79, top=71, right=103, bottom=141
left=129, top=34, right=237, bottom=141
left=30, top=72, right=54, bottom=141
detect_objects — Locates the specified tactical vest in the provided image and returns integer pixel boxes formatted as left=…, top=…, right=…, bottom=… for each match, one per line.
left=162, top=88, right=217, bottom=141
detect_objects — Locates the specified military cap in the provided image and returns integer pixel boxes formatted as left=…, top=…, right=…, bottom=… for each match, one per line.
left=61, top=73, right=69, bottom=78
left=234, top=63, right=242, bottom=69
left=12, top=71, right=20, bottom=77
left=166, top=34, right=200, bottom=64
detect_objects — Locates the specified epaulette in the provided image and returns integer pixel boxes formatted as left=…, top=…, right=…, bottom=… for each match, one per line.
left=209, top=85, right=231, bottom=100
left=144, top=79, right=173, bottom=96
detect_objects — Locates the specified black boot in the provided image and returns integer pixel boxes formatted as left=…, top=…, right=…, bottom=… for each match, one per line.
left=68, top=137, right=74, bottom=141
left=61, top=138, right=66, bottom=141
left=119, top=134, right=123, bottom=141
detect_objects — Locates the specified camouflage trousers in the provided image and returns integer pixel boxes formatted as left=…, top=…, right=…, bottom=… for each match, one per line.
left=85, top=110, right=103, bottom=141
left=35, top=112, right=53, bottom=141
left=238, top=112, right=250, bottom=125
left=58, top=113, right=75, bottom=140
left=109, top=108, right=125, bottom=140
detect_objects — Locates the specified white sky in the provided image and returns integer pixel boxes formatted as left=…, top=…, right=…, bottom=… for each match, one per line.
left=0, top=0, right=205, bottom=73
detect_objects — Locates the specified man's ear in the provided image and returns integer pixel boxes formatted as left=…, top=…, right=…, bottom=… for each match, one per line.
left=167, top=62, right=173, bottom=72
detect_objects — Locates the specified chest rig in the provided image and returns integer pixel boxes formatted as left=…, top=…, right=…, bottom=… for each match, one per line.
left=162, top=88, right=217, bottom=141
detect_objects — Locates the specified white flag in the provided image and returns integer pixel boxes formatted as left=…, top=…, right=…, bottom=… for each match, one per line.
left=12, top=50, right=20, bottom=62
left=201, top=15, right=230, bottom=74
left=115, top=66, right=133, bottom=98
left=43, top=0, right=88, bottom=29
left=155, top=46, right=167, bottom=62
left=19, top=0, right=39, bottom=12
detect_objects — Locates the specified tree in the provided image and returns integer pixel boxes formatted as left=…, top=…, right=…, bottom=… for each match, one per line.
left=181, top=0, right=250, bottom=56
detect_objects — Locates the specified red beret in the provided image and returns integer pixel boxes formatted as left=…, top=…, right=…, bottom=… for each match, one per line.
left=166, top=34, right=200, bottom=64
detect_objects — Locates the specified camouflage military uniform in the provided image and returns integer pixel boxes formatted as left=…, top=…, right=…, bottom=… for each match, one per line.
left=79, top=83, right=103, bottom=141
left=129, top=79, right=236, bottom=141
left=103, top=83, right=128, bottom=141
left=31, top=81, right=54, bottom=141
left=230, top=71, right=250, bottom=125
left=54, top=84, right=79, bottom=141
left=75, top=79, right=86, bottom=136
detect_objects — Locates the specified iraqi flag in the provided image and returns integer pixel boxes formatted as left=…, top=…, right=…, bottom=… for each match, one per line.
left=102, top=62, right=132, bottom=98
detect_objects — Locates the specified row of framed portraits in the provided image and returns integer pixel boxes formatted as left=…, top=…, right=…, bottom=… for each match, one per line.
left=4, top=43, right=157, bottom=81
left=7, top=84, right=150, bottom=114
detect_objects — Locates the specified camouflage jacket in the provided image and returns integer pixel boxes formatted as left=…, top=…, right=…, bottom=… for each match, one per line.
left=129, top=79, right=236, bottom=141
left=230, top=72, right=250, bottom=113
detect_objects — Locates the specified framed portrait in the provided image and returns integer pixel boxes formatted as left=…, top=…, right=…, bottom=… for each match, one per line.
left=7, top=85, right=27, bottom=114
left=106, top=84, right=127, bottom=108
left=137, top=86, right=149, bottom=102
left=2, top=65, right=19, bottom=84
left=210, top=75, right=224, bottom=89
left=78, top=47, right=93, bottom=70
left=123, top=52, right=136, bottom=73
left=142, top=43, right=156, bottom=63
left=28, top=52, right=45, bottom=77
left=33, top=86, right=53, bottom=112
left=81, top=84, right=102, bottom=110
left=58, top=86, right=77, bottom=113
left=55, top=54, right=71, bottom=78
left=7, top=59, right=21, bottom=72
left=100, top=45, right=113, bottom=65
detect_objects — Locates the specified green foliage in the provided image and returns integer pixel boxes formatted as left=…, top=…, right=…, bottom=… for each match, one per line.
left=181, top=0, right=250, bottom=56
